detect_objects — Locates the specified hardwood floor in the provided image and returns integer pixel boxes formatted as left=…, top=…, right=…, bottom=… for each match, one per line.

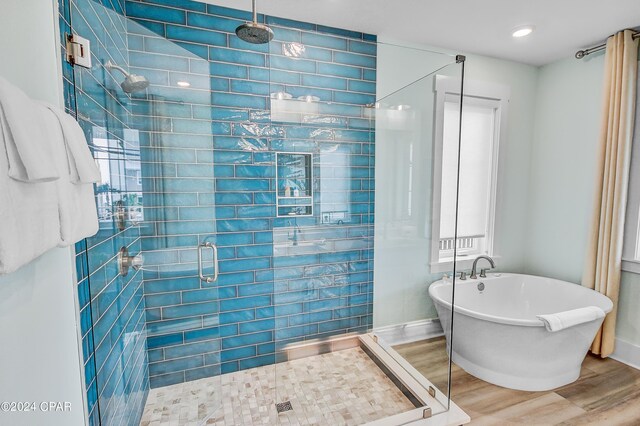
left=394, top=337, right=640, bottom=425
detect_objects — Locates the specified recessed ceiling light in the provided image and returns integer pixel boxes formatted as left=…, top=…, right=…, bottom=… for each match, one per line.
left=512, top=25, right=535, bottom=38
left=176, top=81, right=191, bottom=87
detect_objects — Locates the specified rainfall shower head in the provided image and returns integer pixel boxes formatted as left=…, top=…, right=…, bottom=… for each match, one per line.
left=120, top=73, right=150, bottom=94
left=105, top=60, right=150, bottom=94
left=236, top=0, right=273, bottom=44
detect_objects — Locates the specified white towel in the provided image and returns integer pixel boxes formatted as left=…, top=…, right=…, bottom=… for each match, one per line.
left=0, top=76, right=59, bottom=182
left=41, top=103, right=101, bottom=184
left=537, top=306, right=606, bottom=332
left=39, top=106, right=99, bottom=246
left=0, top=107, right=61, bottom=274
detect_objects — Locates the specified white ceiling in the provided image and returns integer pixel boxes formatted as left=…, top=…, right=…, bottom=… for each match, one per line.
left=206, top=0, right=640, bottom=66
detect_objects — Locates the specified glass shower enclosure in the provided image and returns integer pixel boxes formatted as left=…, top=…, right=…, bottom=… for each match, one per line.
left=63, top=0, right=466, bottom=424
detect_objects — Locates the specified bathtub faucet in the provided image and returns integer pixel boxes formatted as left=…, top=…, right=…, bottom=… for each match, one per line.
left=470, top=255, right=496, bottom=279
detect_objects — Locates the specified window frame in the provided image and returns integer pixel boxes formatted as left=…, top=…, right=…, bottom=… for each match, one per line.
left=622, top=118, right=640, bottom=273
left=429, top=76, right=510, bottom=273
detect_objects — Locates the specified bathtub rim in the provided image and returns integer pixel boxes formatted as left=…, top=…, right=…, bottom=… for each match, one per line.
left=429, top=272, right=614, bottom=328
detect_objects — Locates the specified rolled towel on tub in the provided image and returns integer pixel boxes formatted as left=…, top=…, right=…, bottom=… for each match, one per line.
left=537, top=306, right=605, bottom=332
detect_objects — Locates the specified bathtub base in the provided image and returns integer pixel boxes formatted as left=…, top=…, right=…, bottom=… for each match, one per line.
left=451, top=350, right=581, bottom=392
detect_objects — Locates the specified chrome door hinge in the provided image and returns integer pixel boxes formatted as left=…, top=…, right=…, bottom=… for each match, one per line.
left=66, top=33, right=92, bottom=69
left=423, top=407, right=432, bottom=418
left=428, top=386, right=436, bottom=397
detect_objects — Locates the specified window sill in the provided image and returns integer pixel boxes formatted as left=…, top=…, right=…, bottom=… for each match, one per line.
left=430, top=255, right=501, bottom=274
left=622, top=259, right=640, bottom=274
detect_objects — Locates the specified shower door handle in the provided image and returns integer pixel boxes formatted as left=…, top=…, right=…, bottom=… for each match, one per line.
left=198, top=242, right=219, bottom=283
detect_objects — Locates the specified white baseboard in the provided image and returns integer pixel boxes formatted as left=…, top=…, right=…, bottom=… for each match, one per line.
left=372, top=319, right=444, bottom=346
left=610, top=337, right=640, bottom=370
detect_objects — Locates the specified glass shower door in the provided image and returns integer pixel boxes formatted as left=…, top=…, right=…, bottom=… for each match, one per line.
left=126, top=15, right=222, bottom=425
left=68, top=1, right=222, bottom=424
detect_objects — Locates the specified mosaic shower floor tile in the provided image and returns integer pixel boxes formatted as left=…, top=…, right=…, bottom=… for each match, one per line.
left=140, top=347, right=415, bottom=425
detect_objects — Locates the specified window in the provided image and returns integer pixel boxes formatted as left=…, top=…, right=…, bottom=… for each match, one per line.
left=622, top=105, right=640, bottom=272
left=430, top=76, right=509, bottom=271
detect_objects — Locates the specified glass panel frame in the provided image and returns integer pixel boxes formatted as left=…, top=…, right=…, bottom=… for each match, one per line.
left=372, top=55, right=465, bottom=413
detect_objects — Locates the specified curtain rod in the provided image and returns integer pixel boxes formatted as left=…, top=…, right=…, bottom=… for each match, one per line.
left=575, top=31, right=639, bottom=59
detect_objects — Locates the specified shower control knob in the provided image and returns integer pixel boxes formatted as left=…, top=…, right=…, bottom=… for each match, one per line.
left=118, top=246, right=143, bottom=276
left=129, top=254, right=143, bottom=270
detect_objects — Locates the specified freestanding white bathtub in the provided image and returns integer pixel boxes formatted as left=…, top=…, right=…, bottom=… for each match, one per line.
left=429, top=273, right=613, bottom=391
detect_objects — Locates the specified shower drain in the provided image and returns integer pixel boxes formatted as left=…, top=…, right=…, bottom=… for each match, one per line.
left=276, top=401, right=293, bottom=413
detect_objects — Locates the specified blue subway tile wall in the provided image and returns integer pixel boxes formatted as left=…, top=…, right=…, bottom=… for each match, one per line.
left=60, top=0, right=149, bottom=425
left=123, top=0, right=376, bottom=383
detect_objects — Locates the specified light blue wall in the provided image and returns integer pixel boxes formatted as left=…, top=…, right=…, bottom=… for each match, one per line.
left=524, top=54, right=604, bottom=283
left=526, top=51, right=640, bottom=352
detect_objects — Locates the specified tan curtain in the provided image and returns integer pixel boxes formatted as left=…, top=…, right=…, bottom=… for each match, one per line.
left=583, top=30, right=639, bottom=357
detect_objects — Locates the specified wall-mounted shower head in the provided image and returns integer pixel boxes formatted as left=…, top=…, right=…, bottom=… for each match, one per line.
left=105, top=60, right=150, bottom=94
left=236, top=0, right=273, bottom=44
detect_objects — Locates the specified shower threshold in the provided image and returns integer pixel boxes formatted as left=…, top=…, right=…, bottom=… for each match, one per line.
left=140, top=333, right=469, bottom=426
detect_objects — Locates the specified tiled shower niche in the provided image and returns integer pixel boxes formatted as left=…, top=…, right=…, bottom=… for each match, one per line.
left=276, top=152, right=313, bottom=217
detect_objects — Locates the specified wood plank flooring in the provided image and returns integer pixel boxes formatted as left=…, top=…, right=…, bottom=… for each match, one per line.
left=394, top=337, right=640, bottom=425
